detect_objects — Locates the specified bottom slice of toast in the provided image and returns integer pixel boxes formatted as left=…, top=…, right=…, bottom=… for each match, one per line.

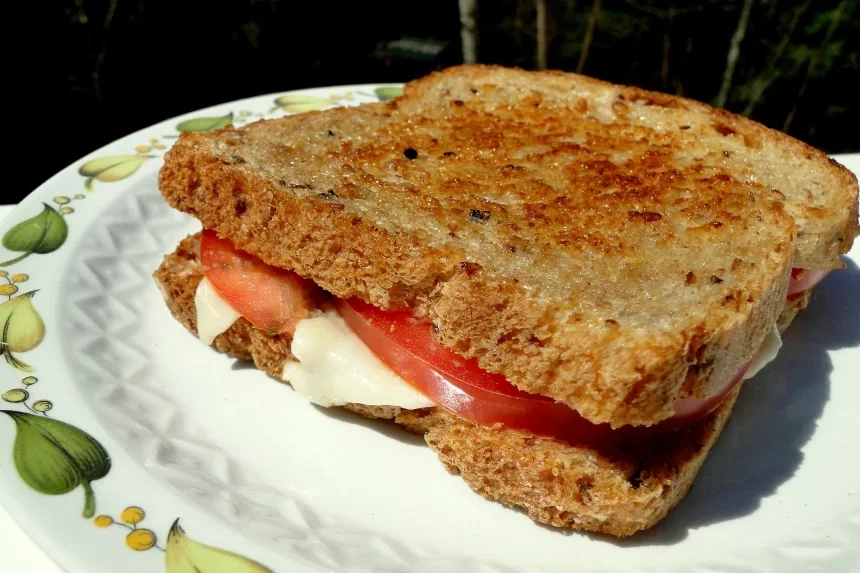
left=154, top=232, right=785, bottom=537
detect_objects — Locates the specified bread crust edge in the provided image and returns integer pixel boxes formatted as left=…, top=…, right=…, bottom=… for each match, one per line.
left=151, top=233, right=793, bottom=537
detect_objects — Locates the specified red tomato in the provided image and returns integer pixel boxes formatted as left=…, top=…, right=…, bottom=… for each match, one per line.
left=335, top=297, right=748, bottom=447
left=671, top=364, right=747, bottom=421
left=199, top=231, right=750, bottom=447
left=787, top=268, right=829, bottom=295
left=200, top=230, right=315, bottom=335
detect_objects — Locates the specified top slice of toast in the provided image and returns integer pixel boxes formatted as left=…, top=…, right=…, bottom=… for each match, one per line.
left=159, top=64, right=859, bottom=428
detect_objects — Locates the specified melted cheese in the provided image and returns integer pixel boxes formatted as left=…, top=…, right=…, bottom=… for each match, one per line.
left=194, top=275, right=779, bottom=413
left=194, top=282, right=432, bottom=408
left=194, top=277, right=242, bottom=345
left=282, top=307, right=434, bottom=409
left=742, top=324, right=782, bottom=380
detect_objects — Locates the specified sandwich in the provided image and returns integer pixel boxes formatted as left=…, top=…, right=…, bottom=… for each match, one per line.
left=152, top=64, right=859, bottom=537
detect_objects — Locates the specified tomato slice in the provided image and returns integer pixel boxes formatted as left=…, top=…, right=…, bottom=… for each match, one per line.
left=671, top=364, right=747, bottom=422
left=200, top=230, right=315, bottom=334
left=787, top=268, right=829, bottom=296
left=198, top=231, right=750, bottom=447
left=335, top=297, right=543, bottom=399
left=335, top=297, right=748, bottom=447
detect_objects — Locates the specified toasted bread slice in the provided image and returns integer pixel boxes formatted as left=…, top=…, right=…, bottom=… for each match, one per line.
left=401, top=65, right=859, bottom=272
left=158, top=64, right=857, bottom=427
left=154, top=233, right=754, bottom=537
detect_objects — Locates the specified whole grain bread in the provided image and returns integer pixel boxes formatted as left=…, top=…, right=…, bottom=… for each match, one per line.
left=158, top=64, right=858, bottom=427
left=154, top=233, right=755, bottom=537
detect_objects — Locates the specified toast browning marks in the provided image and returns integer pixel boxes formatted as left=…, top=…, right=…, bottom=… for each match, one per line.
left=403, top=65, right=859, bottom=272
left=153, top=233, right=743, bottom=537
left=158, top=64, right=855, bottom=427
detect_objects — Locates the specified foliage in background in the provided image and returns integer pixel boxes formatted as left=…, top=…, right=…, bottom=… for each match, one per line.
left=480, top=0, right=859, bottom=154
left=5, top=0, right=858, bottom=205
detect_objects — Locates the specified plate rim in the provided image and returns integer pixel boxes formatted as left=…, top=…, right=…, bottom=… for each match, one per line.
left=0, top=81, right=405, bottom=573
left=1, top=82, right=858, bottom=573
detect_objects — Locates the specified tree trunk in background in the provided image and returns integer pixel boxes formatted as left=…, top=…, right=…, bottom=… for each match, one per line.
left=742, top=0, right=810, bottom=117
left=714, top=0, right=754, bottom=108
left=459, top=0, right=479, bottom=64
left=661, top=6, right=675, bottom=92
left=783, top=0, right=847, bottom=132
left=536, top=0, right=548, bottom=69
left=577, top=0, right=602, bottom=74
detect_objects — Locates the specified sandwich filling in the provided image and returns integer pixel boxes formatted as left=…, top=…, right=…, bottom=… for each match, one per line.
left=195, top=229, right=821, bottom=447
left=282, top=306, right=434, bottom=409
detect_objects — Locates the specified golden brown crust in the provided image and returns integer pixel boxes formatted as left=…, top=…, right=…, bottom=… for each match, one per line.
left=424, top=388, right=739, bottom=537
left=152, top=65, right=849, bottom=427
left=403, top=65, right=859, bottom=271
left=151, top=234, right=804, bottom=537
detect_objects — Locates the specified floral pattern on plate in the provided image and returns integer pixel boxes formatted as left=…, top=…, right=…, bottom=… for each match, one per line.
left=0, top=86, right=399, bottom=573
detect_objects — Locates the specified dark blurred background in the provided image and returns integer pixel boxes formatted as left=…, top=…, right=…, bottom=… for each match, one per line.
left=4, top=0, right=859, bottom=204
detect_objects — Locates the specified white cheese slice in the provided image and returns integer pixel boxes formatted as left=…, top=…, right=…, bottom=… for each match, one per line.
left=194, top=277, right=242, bottom=346
left=742, top=324, right=783, bottom=380
left=282, top=306, right=434, bottom=409
left=194, top=280, right=432, bottom=409
left=195, top=275, right=778, bottom=413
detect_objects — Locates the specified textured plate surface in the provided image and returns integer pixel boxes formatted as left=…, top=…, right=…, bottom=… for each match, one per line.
left=0, top=86, right=858, bottom=573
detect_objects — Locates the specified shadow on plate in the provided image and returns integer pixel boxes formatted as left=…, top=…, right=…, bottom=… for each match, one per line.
left=609, top=258, right=860, bottom=547
left=311, top=403, right=428, bottom=447
left=228, top=357, right=427, bottom=447
left=230, top=359, right=261, bottom=371
left=226, top=259, right=859, bottom=545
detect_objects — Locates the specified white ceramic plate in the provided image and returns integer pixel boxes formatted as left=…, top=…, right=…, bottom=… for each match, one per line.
left=0, top=85, right=858, bottom=573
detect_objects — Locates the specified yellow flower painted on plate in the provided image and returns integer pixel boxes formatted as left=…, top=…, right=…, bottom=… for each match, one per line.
left=121, top=506, right=145, bottom=524
left=93, top=505, right=165, bottom=552
left=11, top=274, right=28, bottom=284
left=32, top=399, right=52, bottom=412
left=126, top=528, right=158, bottom=551
left=2, top=389, right=28, bottom=403
left=93, top=515, right=113, bottom=528
left=0, top=284, right=17, bottom=296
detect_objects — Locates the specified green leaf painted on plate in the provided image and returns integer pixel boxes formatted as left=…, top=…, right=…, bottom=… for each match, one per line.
left=0, top=291, right=45, bottom=372
left=1, top=411, right=111, bottom=518
left=273, top=94, right=330, bottom=113
left=175, top=112, right=234, bottom=133
left=0, top=204, right=68, bottom=266
left=374, top=86, right=403, bottom=101
left=78, top=155, right=151, bottom=190
left=165, top=519, right=273, bottom=573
